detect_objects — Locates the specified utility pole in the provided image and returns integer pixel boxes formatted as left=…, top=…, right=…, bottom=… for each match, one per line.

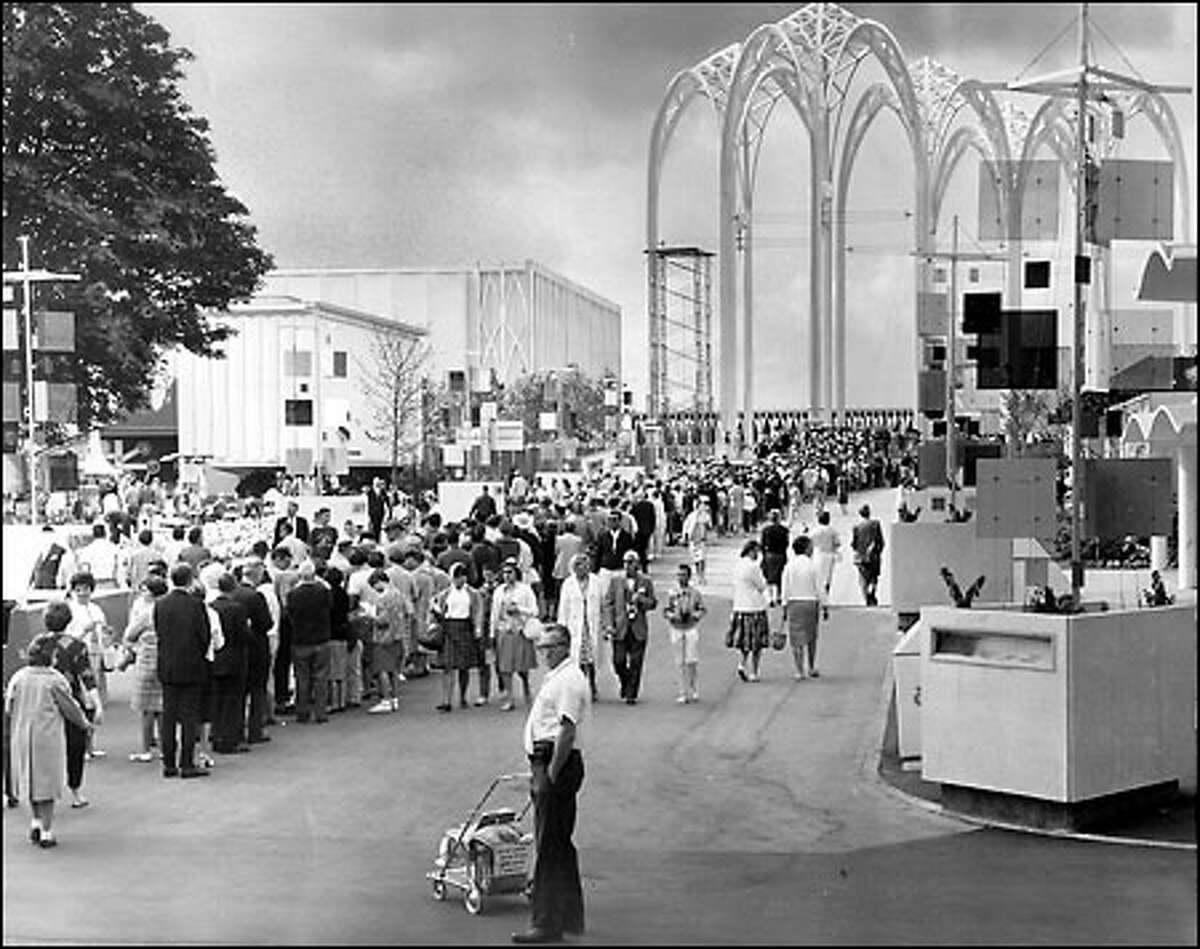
left=1069, top=3, right=1089, bottom=602
left=2, top=237, right=81, bottom=526
left=1005, top=0, right=1190, bottom=603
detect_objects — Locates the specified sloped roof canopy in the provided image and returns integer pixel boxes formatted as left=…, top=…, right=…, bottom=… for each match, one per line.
left=1138, top=244, right=1197, bottom=302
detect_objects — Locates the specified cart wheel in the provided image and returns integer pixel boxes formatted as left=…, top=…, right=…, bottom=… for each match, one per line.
left=431, top=879, right=447, bottom=901
left=464, top=884, right=484, bottom=915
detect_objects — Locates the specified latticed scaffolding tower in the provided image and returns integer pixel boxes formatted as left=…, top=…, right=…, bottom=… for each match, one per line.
left=646, top=245, right=714, bottom=419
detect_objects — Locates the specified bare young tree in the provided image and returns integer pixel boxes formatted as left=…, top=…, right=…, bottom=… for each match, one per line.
left=357, top=329, right=431, bottom=489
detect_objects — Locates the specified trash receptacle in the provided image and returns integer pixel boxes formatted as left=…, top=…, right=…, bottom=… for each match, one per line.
left=892, top=617, right=924, bottom=761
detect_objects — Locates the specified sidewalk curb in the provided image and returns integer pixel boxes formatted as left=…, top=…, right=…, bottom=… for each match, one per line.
left=869, top=664, right=1197, bottom=853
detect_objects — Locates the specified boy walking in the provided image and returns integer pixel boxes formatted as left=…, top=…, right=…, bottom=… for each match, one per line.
left=663, top=563, right=706, bottom=703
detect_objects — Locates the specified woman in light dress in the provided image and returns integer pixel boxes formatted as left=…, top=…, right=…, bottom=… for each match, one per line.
left=682, top=501, right=713, bottom=586
left=490, top=558, right=538, bottom=711
left=809, top=510, right=842, bottom=598
left=123, top=575, right=169, bottom=762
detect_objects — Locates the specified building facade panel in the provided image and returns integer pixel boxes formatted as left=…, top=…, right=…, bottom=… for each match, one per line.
left=264, top=263, right=621, bottom=391
left=175, top=298, right=424, bottom=472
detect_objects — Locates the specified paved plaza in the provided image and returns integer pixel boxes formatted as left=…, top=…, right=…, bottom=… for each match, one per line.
left=3, top=489, right=1195, bottom=945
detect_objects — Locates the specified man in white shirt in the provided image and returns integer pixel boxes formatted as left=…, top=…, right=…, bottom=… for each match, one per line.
left=77, top=523, right=125, bottom=590
left=513, top=623, right=588, bottom=944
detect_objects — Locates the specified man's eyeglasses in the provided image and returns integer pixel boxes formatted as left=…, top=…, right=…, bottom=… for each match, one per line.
left=536, top=640, right=567, bottom=651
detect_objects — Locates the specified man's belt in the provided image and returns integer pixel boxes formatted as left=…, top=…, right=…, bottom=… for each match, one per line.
left=529, top=740, right=581, bottom=763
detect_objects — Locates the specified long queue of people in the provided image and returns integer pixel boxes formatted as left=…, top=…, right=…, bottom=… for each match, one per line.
left=7, top=420, right=912, bottom=844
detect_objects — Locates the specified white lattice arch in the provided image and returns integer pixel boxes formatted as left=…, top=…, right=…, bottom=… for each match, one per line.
left=649, top=3, right=1192, bottom=433
left=718, top=5, right=924, bottom=425
left=646, top=43, right=741, bottom=252
left=646, top=42, right=796, bottom=418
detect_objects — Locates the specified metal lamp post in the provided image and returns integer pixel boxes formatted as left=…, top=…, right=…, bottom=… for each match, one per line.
left=2, top=236, right=81, bottom=526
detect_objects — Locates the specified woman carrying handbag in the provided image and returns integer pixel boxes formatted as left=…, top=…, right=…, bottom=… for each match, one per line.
left=428, top=564, right=484, bottom=711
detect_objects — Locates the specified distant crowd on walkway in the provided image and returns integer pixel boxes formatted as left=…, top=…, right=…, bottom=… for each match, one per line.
left=7, top=420, right=917, bottom=841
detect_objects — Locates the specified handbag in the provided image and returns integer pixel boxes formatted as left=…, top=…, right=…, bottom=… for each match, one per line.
left=102, top=643, right=127, bottom=672
left=417, top=619, right=444, bottom=652
left=770, top=626, right=787, bottom=651
left=523, top=616, right=544, bottom=642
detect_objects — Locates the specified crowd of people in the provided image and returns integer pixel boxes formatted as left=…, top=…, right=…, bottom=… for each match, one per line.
left=6, top=420, right=915, bottom=848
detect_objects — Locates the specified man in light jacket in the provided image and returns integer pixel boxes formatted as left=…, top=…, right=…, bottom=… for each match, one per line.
left=556, top=553, right=602, bottom=702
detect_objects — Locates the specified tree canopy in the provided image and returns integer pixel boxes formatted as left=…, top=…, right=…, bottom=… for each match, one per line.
left=3, top=2, right=273, bottom=427
left=497, top=368, right=608, bottom=446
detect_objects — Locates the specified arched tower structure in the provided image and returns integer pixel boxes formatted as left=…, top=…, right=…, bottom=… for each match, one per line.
left=649, top=2, right=1193, bottom=441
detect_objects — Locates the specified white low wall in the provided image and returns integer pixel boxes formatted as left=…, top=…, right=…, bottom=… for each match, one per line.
left=3, top=524, right=96, bottom=602
left=286, top=495, right=369, bottom=529
left=436, top=481, right=507, bottom=523
left=920, top=604, right=1197, bottom=800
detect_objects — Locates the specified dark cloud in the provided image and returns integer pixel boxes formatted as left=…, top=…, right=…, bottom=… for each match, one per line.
left=139, top=2, right=1194, bottom=404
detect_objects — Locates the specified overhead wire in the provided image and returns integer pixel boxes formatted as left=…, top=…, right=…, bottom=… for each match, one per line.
left=1089, top=18, right=1146, bottom=82
left=1011, top=13, right=1078, bottom=83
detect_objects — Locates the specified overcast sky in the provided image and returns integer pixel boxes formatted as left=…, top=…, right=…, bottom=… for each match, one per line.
left=138, top=3, right=1197, bottom=409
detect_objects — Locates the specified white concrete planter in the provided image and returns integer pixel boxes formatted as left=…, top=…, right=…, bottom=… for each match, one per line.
left=920, top=604, right=1197, bottom=802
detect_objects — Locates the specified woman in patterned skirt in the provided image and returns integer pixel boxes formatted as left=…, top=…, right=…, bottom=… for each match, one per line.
left=430, top=564, right=483, bottom=712
left=729, top=539, right=770, bottom=682
left=123, top=575, right=168, bottom=762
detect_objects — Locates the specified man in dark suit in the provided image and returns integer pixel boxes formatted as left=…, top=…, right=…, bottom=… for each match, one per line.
left=591, top=509, right=636, bottom=577
left=209, top=572, right=251, bottom=754
left=365, top=477, right=391, bottom=541
left=308, top=506, right=339, bottom=565
left=154, top=563, right=212, bottom=778
left=469, top=485, right=498, bottom=525
left=273, top=500, right=309, bottom=547
left=232, top=559, right=274, bottom=744
left=850, top=503, right=886, bottom=606
left=601, top=550, right=657, bottom=704
left=629, top=491, right=656, bottom=571
left=285, top=561, right=332, bottom=724
left=760, top=509, right=791, bottom=607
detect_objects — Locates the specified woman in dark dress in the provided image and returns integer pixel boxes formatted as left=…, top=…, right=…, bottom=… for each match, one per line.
left=323, top=567, right=351, bottom=713
left=430, top=564, right=483, bottom=711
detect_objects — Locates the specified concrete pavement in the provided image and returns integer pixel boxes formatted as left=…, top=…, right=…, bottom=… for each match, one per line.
left=3, top=488, right=1196, bottom=944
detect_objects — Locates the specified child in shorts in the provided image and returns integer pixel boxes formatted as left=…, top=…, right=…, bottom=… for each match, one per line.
left=663, top=563, right=706, bottom=703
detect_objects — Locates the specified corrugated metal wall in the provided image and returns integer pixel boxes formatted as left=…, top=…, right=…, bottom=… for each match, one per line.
left=264, top=265, right=621, bottom=388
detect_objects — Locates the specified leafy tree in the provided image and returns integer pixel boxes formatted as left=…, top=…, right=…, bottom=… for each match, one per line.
left=3, top=2, right=273, bottom=428
left=357, top=328, right=431, bottom=489
left=497, top=368, right=608, bottom=446
left=1000, top=389, right=1057, bottom=454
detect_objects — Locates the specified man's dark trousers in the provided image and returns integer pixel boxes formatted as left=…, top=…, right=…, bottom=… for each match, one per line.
left=611, top=632, right=646, bottom=701
left=161, top=683, right=204, bottom=771
left=857, top=561, right=880, bottom=606
left=212, top=673, right=246, bottom=751
left=245, top=641, right=271, bottom=741
left=273, top=615, right=293, bottom=710
left=528, top=747, right=585, bottom=936
left=292, top=642, right=331, bottom=721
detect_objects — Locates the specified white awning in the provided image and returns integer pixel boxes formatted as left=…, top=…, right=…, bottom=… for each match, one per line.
left=80, top=430, right=118, bottom=478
